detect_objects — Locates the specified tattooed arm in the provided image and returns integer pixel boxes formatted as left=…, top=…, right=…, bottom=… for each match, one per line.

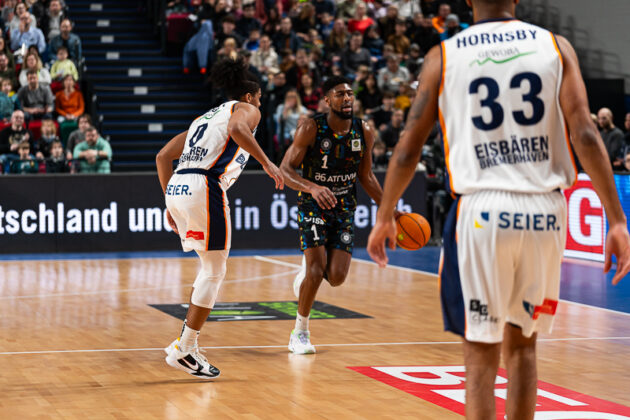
left=367, top=45, right=442, bottom=267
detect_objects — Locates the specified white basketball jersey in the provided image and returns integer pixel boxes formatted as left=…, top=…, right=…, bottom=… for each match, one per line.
left=175, top=100, right=251, bottom=190
left=439, top=19, right=577, bottom=194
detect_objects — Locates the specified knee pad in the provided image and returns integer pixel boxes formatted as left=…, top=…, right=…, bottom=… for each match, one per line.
left=190, top=250, right=228, bottom=308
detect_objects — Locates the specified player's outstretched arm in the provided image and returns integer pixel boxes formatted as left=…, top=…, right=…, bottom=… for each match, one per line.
left=358, top=120, right=385, bottom=205
left=557, top=35, right=630, bottom=284
left=280, top=118, right=337, bottom=209
left=367, top=45, right=441, bottom=268
left=229, top=102, right=284, bottom=190
left=156, top=130, right=188, bottom=194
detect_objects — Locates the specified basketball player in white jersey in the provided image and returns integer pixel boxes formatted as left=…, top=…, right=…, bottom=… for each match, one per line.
left=156, top=57, right=284, bottom=379
left=368, top=0, right=630, bottom=418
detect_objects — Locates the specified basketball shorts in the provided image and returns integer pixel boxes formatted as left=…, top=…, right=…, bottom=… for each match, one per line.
left=165, top=173, right=232, bottom=252
left=439, top=189, right=567, bottom=343
left=298, top=200, right=354, bottom=254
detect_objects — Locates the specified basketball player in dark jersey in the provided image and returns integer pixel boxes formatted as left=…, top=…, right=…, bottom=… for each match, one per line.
left=280, top=76, right=393, bottom=354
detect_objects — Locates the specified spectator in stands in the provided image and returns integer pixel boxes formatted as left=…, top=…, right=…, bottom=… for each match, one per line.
left=7, top=1, right=29, bottom=34
left=598, top=107, right=625, bottom=170
left=40, top=0, right=65, bottom=41
left=50, top=45, right=78, bottom=83
left=165, top=0, right=190, bottom=17
left=273, top=17, right=300, bottom=53
left=395, top=82, right=412, bottom=111
left=441, top=13, right=464, bottom=40
left=379, top=107, right=404, bottom=150
left=286, top=48, right=320, bottom=90
left=314, top=0, right=336, bottom=21
left=377, top=53, right=410, bottom=93
left=274, top=89, right=308, bottom=150
left=0, top=77, right=18, bottom=121
left=371, top=90, right=395, bottom=130
left=336, top=0, right=360, bottom=20
left=317, top=11, right=334, bottom=40
left=293, top=2, right=316, bottom=41
left=236, top=2, right=262, bottom=39
left=18, top=69, right=54, bottom=122
left=65, top=113, right=91, bottom=160
left=347, top=2, right=373, bottom=35
left=406, top=43, right=424, bottom=77
left=1, top=0, right=16, bottom=26
left=182, top=18, right=214, bottom=74
left=0, top=110, right=32, bottom=169
left=372, top=139, right=388, bottom=169
left=55, top=74, right=83, bottom=123
left=363, top=24, right=384, bottom=59
left=432, top=2, right=451, bottom=34
left=0, top=36, right=15, bottom=72
left=387, top=18, right=410, bottom=55
left=378, top=4, right=398, bottom=41
left=217, top=37, right=238, bottom=61
left=262, top=6, right=281, bottom=37
left=251, top=34, right=279, bottom=76
left=10, top=12, right=46, bottom=56
left=245, top=28, right=261, bottom=51
left=19, top=52, right=51, bottom=88
left=341, top=31, right=371, bottom=78
left=8, top=140, right=37, bottom=173
left=35, top=116, right=58, bottom=159
left=298, top=72, right=321, bottom=113
left=357, top=72, right=382, bottom=113
left=49, top=18, right=82, bottom=64
left=396, top=0, right=421, bottom=19
left=73, top=126, right=111, bottom=173
left=0, top=52, right=16, bottom=91
left=408, top=12, right=440, bottom=54
left=215, top=15, right=243, bottom=49
left=324, top=18, right=348, bottom=62
left=45, top=139, right=68, bottom=172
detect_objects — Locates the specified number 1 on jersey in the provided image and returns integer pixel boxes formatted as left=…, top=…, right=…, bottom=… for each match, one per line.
left=322, top=154, right=329, bottom=169
left=310, top=224, right=320, bottom=241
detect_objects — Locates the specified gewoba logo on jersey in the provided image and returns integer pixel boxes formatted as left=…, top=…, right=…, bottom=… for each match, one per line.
left=563, top=174, right=606, bottom=261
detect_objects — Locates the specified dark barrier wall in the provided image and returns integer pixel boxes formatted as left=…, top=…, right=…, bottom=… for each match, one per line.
left=0, top=171, right=427, bottom=254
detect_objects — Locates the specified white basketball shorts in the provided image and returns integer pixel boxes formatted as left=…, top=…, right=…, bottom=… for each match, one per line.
left=165, top=173, right=232, bottom=252
left=439, top=189, right=567, bottom=343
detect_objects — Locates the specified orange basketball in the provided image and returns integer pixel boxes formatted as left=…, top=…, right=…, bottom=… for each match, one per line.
left=396, top=213, right=431, bottom=251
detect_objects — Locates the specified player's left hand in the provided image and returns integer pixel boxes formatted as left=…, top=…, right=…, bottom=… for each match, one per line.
left=166, top=209, right=179, bottom=235
left=367, top=215, right=397, bottom=268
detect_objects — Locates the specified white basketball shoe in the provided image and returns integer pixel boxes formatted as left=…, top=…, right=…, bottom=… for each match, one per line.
left=293, top=255, right=306, bottom=298
left=165, top=341, right=220, bottom=379
left=288, top=329, right=316, bottom=354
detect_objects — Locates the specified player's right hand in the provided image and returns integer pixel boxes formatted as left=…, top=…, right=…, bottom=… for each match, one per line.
left=310, top=185, right=337, bottom=209
left=367, top=216, right=397, bottom=268
left=166, top=209, right=179, bottom=235
left=604, top=222, right=630, bottom=285
left=263, top=162, right=284, bottom=190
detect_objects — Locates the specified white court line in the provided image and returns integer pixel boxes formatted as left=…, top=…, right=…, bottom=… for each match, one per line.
left=259, top=256, right=630, bottom=318
left=1, top=337, right=629, bottom=356
left=254, top=255, right=301, bottom=268
left=0, top=269, right=298, bottom=300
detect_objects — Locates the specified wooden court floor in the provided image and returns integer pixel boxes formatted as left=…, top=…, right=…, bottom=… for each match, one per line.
left=0, top=255, right=629, bottom=419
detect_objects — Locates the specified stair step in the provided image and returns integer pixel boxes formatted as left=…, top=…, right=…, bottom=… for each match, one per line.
left=70, top=8, right=141, bottom=17
left=101, top=129, right=181, bottom=140
left=84, top=56, right=181, bottom=66
left=111, top=161, right=156, bottom=172
left=84, top=49, right=164, bottom=58
left=74, top=23, right=154, bottom=32
left=110, top=139, right=167, bottom=149
left=102, top=110, right=198, bottom=120
left=103, top=120, right=188, bottom=130
left=98, top=102, right=207, bottom=111
left=81, top=33, right=156, bottom=41
left=82, top=39, right=159, bottom=48
left=89, top=65, right=181, bottom=73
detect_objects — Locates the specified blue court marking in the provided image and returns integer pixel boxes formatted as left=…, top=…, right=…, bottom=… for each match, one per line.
left=2, top=246, right=629, bottom=315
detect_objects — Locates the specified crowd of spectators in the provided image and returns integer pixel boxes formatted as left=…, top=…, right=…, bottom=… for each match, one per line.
left=0, top=0, right=110, bottom=174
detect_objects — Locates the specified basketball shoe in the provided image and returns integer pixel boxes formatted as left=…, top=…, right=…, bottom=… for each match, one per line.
left=164, top=337, right=178, bottom=355
left=165, top=342, right=220, bottom=379
left=293, top=255, right=306, bottom=298
left=288, top=329, right=316, bottom=354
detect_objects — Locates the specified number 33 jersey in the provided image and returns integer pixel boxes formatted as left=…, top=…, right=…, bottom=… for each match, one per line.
left=175, top=100, right=251, bottom=191
left=439, top=19, right=577, bottom=195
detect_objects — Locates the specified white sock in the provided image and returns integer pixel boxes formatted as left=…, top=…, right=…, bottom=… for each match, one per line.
left=295, top=313, right=309, bottom=332
left=179, top=322, right=200, bottom=352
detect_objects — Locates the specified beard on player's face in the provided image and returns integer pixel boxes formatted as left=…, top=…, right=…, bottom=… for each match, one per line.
left=331, top=107, right=353, bottom=120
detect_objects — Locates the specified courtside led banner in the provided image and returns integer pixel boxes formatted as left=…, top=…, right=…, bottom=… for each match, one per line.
left=349, top=365, right=630, bottom=418
left=0, top=172, right=427, bottom=253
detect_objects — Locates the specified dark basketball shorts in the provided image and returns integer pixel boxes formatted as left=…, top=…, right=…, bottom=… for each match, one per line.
left=298, top=201, right=354, bottom=254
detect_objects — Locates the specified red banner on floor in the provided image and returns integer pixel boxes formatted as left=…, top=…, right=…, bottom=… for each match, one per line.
left=348, top=365, right=630, bottom=418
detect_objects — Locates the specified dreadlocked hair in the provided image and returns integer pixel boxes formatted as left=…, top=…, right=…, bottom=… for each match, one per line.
left=210, top=56, right=260, bottom=100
